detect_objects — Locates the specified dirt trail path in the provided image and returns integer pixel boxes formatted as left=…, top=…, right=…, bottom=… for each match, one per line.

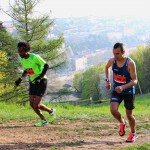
left=0, top=120, right=149, bottom=150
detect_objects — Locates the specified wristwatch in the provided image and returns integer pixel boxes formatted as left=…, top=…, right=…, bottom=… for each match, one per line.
left=105, top=78, right=110, bottom=82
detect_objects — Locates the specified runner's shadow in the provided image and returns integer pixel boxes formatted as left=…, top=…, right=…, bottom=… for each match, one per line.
left=0, top=121, right=49, bottom=129
left=0, top=125, right=35, bottom=129
left=0, top=140, right=124, bottom=150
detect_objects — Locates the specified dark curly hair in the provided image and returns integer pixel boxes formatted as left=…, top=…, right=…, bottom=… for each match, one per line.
left=17, top=42, right=30, bottom=52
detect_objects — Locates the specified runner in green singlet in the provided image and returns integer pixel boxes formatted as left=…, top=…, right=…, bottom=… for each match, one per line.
left=15, top=42, right=56, bottom=126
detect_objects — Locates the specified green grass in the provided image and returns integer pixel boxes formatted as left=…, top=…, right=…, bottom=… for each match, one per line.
left=0, top=93, right=150, bottom=123
left=120, top=143, right=150, bottom=150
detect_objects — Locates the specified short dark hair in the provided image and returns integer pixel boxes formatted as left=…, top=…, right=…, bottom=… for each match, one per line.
left=113, top=43, right=125, bottom=52
left=17, top=42, right=30, bottom=52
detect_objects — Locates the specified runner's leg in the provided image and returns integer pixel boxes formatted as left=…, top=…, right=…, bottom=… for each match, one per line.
left=30, top=95, right=46, bottom=121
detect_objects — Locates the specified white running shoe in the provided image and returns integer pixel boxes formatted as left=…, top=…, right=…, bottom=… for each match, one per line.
left=49, top=109, right=56, bottom=124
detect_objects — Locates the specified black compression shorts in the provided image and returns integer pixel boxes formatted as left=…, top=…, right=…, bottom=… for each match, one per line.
left=111, top=91, right=135, bottom=110
left=29, top=78, right=47, bottom=97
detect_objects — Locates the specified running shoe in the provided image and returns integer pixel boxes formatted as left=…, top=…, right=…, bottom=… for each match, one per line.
left=34, top=120, right=48, bottom=127
left=126, top=132, right=136, bottom=142
left=119, top=120, right=127, bottom=136
left=49, top=108, right=56, bottom=124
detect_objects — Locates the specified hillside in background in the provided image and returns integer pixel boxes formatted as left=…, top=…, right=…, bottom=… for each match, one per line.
left=3, top=16, right=149, bottom=74
left=4, top=16, right=149, bottom=60
left=48, top=16, right=149, bottom=74
left=51, top=16, right=150, bottom=56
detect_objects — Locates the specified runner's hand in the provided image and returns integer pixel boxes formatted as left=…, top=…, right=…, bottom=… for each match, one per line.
left=115, top=86, right=123, bottom=93
left=106, top=82, right=111, bottom=90
left=15, top=78, right=22, bottom=86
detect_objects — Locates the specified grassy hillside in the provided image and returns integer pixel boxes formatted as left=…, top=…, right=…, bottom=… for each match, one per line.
left=0, top=93, right=149, bottom=123
left=0, top=94, right=149, bottom=149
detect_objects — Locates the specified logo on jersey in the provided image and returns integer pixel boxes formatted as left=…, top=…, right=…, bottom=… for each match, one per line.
left=114, top=73, right=126, bottom=83
left=26, top=68, right=35, bottom=76
left=114, top=69, right=118, bottom=72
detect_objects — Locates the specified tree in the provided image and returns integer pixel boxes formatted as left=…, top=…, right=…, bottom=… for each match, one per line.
left=129, top=45, right=150, bottom=93
left=0, top=22, right=29, bottom=104
left=3, top=0, right=67, bottom=67
left=81, top=65, right=101, bottom=100
left=73, top=64, right=106, bottom=100
left=73, top=71, right=83, bottom=93
left=7, top=0, right=52, bottom=43
left=0, top=0, right=67, bottom=104
left=130, top=45, right=146, bottom=93
left=0, top=21, right=18, bottom=82
left=0, top=50, right=9, bottom=100
left=142, top=47, right=150, bottom=93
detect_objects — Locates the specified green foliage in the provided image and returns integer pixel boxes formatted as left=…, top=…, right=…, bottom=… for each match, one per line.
left=121, top=143, right=150, bottom=150
left=0, top=50, right=8, bottom=65
left=0, top=51, right=8, bottom=95
left=9, top=0, right=53, bottom=43
left=0, top=22, right=28, bottom=104
left=99, top=63, right=106, bottom=73
left=130, top=46, right=145, bottom=91
left=6, top=0, right=67, bottom=69
left=142, top=48, right=150, bottom=92
left=73, top=71, right=83, bottom=92
left=73, top=64, right=105, bottom=100
left=31, top=34, right=66, bottom=68
left=81, top=65, right=101, bottom=100
left=58, top=88, right=72, bottom=95
left=0, top=0, right=68, bottom=105
left=0, top=25, right=17, bottom=58
left=0, top=50, right=28, bottom=104
left=130, top=45, right=150, bottom=93
left=0, top=51, right=20, bottom=103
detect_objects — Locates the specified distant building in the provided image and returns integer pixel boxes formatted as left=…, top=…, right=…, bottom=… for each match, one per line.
left=75, top=56, right=87, bottom=71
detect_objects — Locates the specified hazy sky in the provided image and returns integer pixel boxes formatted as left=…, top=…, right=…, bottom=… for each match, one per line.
left=0, top=0, right=150, bottom=21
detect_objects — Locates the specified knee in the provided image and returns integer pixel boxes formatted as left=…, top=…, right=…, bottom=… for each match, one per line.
left=30, top=103, right=39, bottom=109
left=110, top=109, right=118, bottom=116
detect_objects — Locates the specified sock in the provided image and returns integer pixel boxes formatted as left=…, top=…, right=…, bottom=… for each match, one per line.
left=121, top=119, right=125, bottom=124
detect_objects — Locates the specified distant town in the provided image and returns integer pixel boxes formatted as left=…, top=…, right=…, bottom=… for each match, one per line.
left=3, top=16, right=149, bottom=75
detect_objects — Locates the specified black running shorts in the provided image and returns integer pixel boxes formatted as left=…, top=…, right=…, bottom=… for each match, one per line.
left=111, top=91, right=135, bottom=110
left=29, top=78, right=47, bottom=97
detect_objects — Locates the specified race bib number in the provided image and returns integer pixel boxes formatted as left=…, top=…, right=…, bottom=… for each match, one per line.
left=114, top=73, right=126, bottom=83
left=26, top=68, right=35, bottom=76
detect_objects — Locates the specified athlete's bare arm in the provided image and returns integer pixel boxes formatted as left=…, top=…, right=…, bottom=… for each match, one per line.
left=105, top=58, right=114, bottom=79
left=105, top=58, right=114, bottom=90
left=122, top=60, right=138, bottom=90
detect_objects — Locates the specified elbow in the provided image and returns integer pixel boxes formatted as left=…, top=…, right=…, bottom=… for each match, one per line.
left=133, top=79, right=138, bottom=85
left=45, top=63, right=49, bottom=70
